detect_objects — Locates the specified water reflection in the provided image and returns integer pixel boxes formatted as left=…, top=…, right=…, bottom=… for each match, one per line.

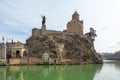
left=94, top=60, right=120, bottom=80
left=0, top=64, right=102, bottom=80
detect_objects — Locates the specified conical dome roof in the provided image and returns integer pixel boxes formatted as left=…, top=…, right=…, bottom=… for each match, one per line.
left=74, top=11, right=78, bottom=15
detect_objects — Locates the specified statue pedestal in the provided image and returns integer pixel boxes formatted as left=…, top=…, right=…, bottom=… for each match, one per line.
left=41, top=25, right=46, bottom=35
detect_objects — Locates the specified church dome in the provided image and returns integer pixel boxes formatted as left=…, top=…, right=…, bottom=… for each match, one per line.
left=72, top=11, right=79, bottom=20
left=74, top=11, right=79, bottom=15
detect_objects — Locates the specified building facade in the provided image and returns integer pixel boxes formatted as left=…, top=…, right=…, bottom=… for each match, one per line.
left=67, top=11, right=84, bottom=36
left=11, top=41, right=26, bottom=58
left=5, top=41, right=26, bottom=58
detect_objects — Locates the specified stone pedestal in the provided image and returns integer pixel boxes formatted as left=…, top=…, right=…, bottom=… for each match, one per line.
left=41, top=24, right=46, bottom=35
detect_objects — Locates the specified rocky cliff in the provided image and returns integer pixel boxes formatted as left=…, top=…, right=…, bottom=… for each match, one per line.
left=26, top=34, right=103, bottom=64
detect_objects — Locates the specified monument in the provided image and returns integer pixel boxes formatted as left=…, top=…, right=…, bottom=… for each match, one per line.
left=41, top=15, right=46, bottom=35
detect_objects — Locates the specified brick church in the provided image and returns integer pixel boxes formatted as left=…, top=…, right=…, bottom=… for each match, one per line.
left=67, top=11, right=83, bottom=36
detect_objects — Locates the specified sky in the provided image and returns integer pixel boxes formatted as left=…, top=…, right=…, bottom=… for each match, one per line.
left=0, top=0, right=120, bottom=53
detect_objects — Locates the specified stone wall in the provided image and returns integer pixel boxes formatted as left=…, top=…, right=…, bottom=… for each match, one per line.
left=9, top=59, right=20, bottom=65
left=9, top=58, right=42, bottom=65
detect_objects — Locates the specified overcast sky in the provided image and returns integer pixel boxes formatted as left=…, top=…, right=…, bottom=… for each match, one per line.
left=0, top=0, right=120, bottom=53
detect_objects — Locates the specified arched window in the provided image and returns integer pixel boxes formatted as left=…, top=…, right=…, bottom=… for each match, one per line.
left=16, top=50, right=21, bottom=58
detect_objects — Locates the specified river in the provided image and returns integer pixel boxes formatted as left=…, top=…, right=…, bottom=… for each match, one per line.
left=0, top=60, right=120, bottom=80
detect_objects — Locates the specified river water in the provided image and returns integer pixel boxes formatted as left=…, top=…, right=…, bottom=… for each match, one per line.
left=0, top=60, right=120, bottom=80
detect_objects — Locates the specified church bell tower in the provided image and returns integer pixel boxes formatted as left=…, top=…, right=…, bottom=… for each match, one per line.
left=67, top=11, right=84, bottom=36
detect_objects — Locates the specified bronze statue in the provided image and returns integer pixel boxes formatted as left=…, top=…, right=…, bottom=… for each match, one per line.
left=41, top=15, right=46, bottom=25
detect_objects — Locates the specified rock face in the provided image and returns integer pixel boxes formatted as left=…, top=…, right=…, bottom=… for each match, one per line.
left=26, top=33, right=103, bottom=64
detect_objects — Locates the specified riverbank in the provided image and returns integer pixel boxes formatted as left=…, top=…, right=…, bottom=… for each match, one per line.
left=0, top=57, right=103, bottom=66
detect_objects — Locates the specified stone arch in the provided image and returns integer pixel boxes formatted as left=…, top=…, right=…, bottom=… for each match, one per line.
left=16, top=50, right=21, bottom=58
left=7, top=53, right=12, bottom=59
left=23, top=50, right=27, bottom=57
left=7, top=51, right=12, bottom=59
left=50, top=51, right=57, bottom=58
